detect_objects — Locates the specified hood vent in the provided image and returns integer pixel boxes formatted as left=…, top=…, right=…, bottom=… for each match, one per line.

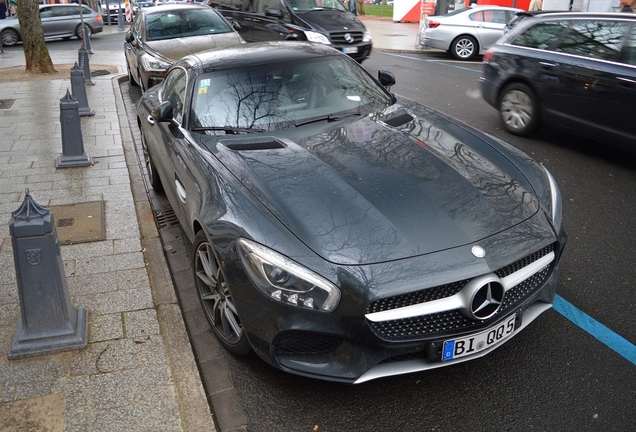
left=221, top=137, right=286, bottom=151
left=383, top=113, right=414, bottom=128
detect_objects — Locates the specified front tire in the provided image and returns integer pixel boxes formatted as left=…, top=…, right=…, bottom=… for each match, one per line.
left=140, top=128, right=163, bottom=192
left=498, top=83, right=540, bottom=136
left=127, top=62, right=138, bottom=86
left=193, top=231, right=251, bottom=355
left=1, top=29, right=19, bottom=46
left=450, top=35, right=478, bottom=60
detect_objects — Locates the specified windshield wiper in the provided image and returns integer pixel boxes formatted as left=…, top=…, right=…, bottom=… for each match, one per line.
left=192, top=126, right=266, bottom=134
left=294, top=112, right=361, bottom=127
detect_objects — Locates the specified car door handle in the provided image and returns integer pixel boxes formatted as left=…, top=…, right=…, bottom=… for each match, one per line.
left=539, top=61, right=557, bottom=68
left=147, top=115, right=155, bottom=126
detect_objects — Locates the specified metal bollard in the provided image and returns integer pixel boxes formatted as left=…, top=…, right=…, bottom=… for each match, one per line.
left=83, top=25, right=94, bottom=55
left=78, top=46, right=95, bottom=86
left=57, top=89, right=93, bottom=168
left=8, top=190, right=88, bottom=359
left=70, top=63, right=94, bottom=117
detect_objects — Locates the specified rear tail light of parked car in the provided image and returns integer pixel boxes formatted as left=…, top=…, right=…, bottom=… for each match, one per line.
left=427, top=21, right=441, bottom=29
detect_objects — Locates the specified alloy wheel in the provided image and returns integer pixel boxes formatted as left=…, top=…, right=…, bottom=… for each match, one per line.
left=500, top=89, right=534, bottom=134
left=1, top=29, right=19, bottom=46
left=194, top=236, right=249, bottom=354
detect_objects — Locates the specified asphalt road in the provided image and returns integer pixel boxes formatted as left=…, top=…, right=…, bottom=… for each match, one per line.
left=32, top=33, right=635, bottom=431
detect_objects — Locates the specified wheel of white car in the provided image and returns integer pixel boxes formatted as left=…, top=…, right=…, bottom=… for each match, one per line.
left=450, top=35, right=478, bottom=61
left=498, top=82, right=540, bottom=136
left=1, top=28, right=19, bottom=47
left=193, top=231, right=251, bottom=355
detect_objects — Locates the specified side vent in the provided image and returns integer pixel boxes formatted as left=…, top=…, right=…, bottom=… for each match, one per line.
left=221, top=137, right=286, bottom=151
left=383, top=113, right=414, bottom=128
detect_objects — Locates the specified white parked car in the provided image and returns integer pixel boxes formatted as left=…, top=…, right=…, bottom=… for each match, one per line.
left=420, top=5, right=521, bottom=60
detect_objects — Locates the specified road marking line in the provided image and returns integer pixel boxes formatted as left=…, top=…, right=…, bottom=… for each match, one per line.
left=379, top=52, right=483, bottom=72
left=553, top=294, right=636, bottom=365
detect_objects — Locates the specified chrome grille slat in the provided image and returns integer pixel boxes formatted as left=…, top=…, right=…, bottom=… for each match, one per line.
left=366, top=244, right=555, bottom=341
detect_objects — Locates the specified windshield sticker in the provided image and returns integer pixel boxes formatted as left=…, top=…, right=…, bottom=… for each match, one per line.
left=198, top=79, right=211, bottom=95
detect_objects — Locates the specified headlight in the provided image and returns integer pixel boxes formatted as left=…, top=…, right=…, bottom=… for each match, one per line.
left=237, top=238, right=341, bottom=312
left=363, top=31, right=371, bottom=42
left=304, top=31, right=331, bottom=45
left=140, top=54, right=172, bottom=72
left=542, top=164, right=563, bottom=234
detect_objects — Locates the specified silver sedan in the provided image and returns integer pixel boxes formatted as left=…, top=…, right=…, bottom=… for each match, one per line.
left=0, top=4, right=103, bottom=47
left=420, top=5, right=521, bottom=60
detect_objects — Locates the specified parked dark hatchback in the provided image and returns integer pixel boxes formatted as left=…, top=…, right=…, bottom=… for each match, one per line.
left=481, top=12, right=636, bottom=152
left=137, top=42, right=566, bottom=383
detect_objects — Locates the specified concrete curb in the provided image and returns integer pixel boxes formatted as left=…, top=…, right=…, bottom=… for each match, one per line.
left=112, top=75, right=217, bottom=432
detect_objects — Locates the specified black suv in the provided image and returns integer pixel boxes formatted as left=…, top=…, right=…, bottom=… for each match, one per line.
left=481, top=12, right=636, bottom=152
left=210, top=0, right=372, bottom=62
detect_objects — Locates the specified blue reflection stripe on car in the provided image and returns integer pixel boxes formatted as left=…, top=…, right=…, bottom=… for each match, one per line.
left=553, top=294, right=636, bottom=365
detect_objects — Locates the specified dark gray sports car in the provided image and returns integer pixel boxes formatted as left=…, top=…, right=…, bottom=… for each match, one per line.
left=136, top=41, right=567, bottom=383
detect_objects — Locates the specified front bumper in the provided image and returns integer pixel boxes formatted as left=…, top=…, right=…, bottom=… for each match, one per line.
left=228, top=212, right=567, bottom=383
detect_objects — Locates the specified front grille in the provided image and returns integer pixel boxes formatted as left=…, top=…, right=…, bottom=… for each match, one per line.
left=329, top=31, right=364, bottom=45
left=366, top=244, right=555, bottom=341
left=274, top=332, right=342, bottom=356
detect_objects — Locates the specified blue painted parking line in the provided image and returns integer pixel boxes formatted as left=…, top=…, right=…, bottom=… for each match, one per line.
left=553, top=294, right=636, bottom=365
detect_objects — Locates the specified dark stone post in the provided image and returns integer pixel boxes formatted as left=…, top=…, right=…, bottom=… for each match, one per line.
left=8, top=190, right=88, bottom=359
left=57, top=89, right=93, bottom=168
left=78, top=46, right=95, bottom=86
left=70, top=63, right=94, bottom=117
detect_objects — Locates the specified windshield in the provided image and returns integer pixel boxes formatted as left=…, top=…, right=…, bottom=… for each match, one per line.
left=191, top=56, right=392, bottom=132
left=286, top=0, right=347, bottom=12
left=145, top=8, right=232, bottom=41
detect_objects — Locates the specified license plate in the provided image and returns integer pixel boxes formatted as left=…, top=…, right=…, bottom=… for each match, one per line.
left=342, top=47, right=358, bottom=54
left=442, top=314, right=516, bottom=361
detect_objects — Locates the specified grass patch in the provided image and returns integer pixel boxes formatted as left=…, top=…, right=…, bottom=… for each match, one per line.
left=362, top=4, right=394, bottom=18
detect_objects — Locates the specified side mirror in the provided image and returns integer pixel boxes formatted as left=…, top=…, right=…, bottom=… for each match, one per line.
left=264, top=7, right=284, bottom=19
left=378, top=70, right=396, bottom=91
left=152, top=100, right=174, bottom=124
left=124, top=31, right=134, bottom=44
left=232, top=20, right=241, bottom=32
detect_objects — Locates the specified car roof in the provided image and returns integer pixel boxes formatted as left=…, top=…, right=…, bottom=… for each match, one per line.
left=181, top=42, right=344, bottom=73
left=528, top=11, right=636, bottom=20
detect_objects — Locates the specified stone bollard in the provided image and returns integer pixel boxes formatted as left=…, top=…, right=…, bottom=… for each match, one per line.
left=8, top=190, right=88, bottom=359
left=70, top=62, right=94, bottom=117
left=78, top=46, right=95, bottom=86
left=57, top=89, right=93, bottom=168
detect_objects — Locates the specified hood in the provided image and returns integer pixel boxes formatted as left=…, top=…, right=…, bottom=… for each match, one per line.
left=145, top=33, right=244, bottom=62
left=207, top=106, right=540, bottom=265
left=296, top=10, right=366, bottom=33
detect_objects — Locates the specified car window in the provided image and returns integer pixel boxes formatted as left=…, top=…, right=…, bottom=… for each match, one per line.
left=39, top=7, right=55, bottom=18
left=162, top=68, right=188, bottom=125
left=555, top=20, right=628, bottom=62
left=510, top=21, right=569, bottom=50
left=623, top=25, right=636, bottom=65
left=145, top=8, right=232, bottom=41
left=132, top=12, right=142, bottom=37
left=475, top=10, right=509, bottom=24
left=190, top=56, right=392, bottom=131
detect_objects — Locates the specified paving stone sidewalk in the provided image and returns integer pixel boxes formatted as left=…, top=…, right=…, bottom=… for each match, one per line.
left=0, top=44, right=215, bottom=431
